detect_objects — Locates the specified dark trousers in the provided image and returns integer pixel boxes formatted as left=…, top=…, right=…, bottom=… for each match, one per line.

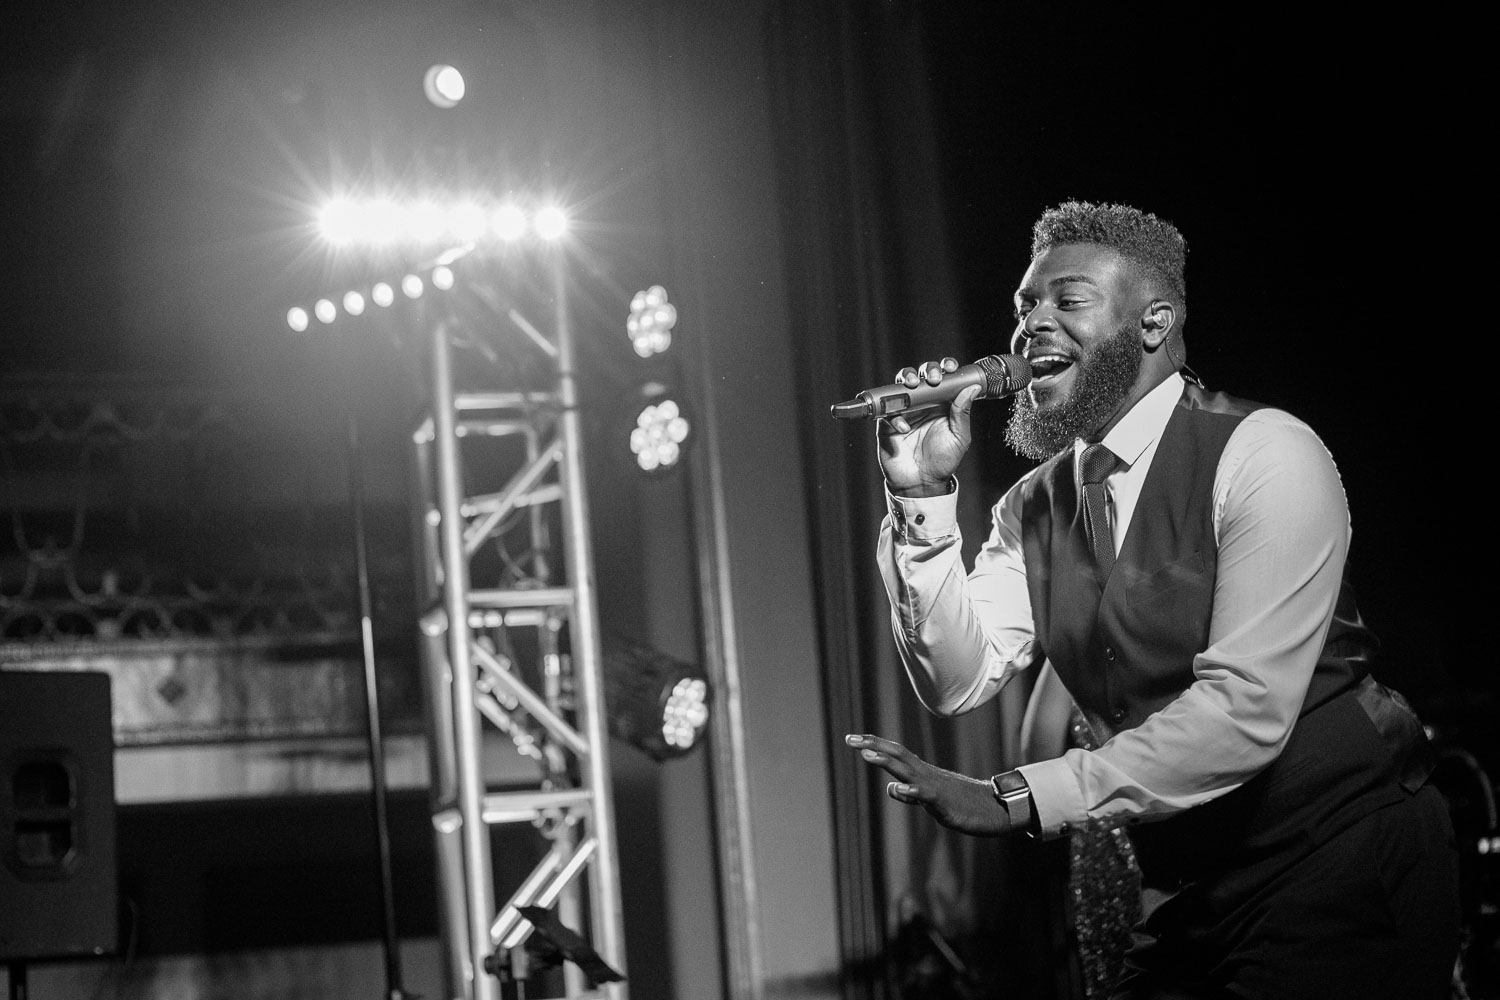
left=1111, top=783, right=1459, bottom=1000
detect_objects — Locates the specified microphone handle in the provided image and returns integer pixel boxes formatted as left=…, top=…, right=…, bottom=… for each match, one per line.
left=831, top=366, right=990, bottom=421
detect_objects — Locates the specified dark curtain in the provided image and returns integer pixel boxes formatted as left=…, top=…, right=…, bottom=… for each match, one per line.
left=764, top=3, right=1053, bottom=997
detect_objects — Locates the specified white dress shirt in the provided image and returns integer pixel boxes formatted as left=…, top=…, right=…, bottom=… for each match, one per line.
left=878, top=373, right=1354, bottom=837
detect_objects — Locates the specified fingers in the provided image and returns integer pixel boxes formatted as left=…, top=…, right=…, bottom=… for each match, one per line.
left=887, top=781, right=922, bottom=804
left=950, top=383, right=983, bottom=416
left=895, top=358, right=959, bottom=389
left=845, top=733, right=919, bottom=785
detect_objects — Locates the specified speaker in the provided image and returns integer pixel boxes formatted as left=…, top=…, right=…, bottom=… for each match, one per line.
left=0, top=670, right=117, bottom=961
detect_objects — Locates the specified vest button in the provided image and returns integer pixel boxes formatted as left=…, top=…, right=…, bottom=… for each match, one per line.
left=1104, top=646, right=1116, bottom=661
left=1111, top=706, right=1127, bottom=722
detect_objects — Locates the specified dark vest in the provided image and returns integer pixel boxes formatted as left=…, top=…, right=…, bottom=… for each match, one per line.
left=1019, top=383, right=1432, bottom=891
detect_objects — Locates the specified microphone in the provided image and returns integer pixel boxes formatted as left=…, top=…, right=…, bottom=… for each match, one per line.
left=829, top=354, right=1033, bottom=421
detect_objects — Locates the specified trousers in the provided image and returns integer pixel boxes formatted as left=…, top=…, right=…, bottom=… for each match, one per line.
left=1111, top=782, right=1459, bottom=1000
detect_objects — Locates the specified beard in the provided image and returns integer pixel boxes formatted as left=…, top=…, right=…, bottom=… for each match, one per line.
left=1004, top=320, right=1143, bottom=460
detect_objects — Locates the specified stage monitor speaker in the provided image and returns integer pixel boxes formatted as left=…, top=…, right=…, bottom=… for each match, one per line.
left=0, top=669, right=118, bottom=962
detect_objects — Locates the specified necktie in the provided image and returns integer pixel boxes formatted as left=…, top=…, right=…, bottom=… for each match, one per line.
left=1079, top=443, right=1121, bottom=584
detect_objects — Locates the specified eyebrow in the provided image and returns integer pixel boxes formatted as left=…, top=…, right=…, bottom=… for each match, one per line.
left=1013, top=273, right=1100, bottom=300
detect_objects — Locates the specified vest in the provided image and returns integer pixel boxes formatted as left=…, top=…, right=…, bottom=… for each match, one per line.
left=1019, top=383, right=1432, bottom=891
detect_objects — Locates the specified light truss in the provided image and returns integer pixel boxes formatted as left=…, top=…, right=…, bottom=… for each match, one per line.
left=411, top=253, right=626, bottom=1000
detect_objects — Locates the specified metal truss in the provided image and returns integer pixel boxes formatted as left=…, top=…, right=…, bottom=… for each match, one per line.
left=411, top=256, right=626, bottom=1000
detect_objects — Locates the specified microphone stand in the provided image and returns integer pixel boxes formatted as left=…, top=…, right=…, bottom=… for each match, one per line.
left=340, top=331, right=413, bottom=1000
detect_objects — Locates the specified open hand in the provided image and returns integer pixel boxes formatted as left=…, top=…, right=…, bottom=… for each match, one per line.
left=845, top=733, right=1011, bottom=837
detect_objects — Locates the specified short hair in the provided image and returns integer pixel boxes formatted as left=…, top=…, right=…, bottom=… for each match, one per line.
left=1031, top=201, right=1187, bottom=331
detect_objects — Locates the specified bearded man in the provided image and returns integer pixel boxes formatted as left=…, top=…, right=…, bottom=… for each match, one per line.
left=847, top=201, right=1458, bottom=999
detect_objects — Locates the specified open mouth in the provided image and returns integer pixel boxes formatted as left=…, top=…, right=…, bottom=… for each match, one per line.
left=1026, top=353, right=1075, bottom=383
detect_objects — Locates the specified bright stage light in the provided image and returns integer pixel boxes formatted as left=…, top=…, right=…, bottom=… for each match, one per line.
left=409, top=200, right=445, bottom=244
left=533, top=206, right=568, bottom=240
left=343, top=291, right=366, bottom=316
left=627, top=285, right=677, bottom=357
left=371, top=282, right=395, bottom=307
left=448, top=202, right=487, bottom=243
left=309, top=195, right=575, bottom=248
left=630, top=396, right=690, bottom=473
left=287, top=306, right=310, bottom=332
left=663, top=677, right=710, bottom=750
left=402, top=274, right=424, bottom=299
left=431, top=266, right=454, bottom=291
left=490, top=204, right=527, bottom=241
left=317, top=199, right=361, bottom=245
left=423, top=64, right=466, bottom=109
left=314, top=298, right=337, bottom=324
left=603, top=640, right=711, bottom=761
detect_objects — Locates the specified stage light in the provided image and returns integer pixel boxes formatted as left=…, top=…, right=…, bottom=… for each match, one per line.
left=432, top=266, right=455, bottom=291
left=448, top=201, right=487, bottom=243
left=627, top=285, right=677, bottom=358
left=409, top=200, right=446, bottom=244
left=491, top=204, right=527, bottom=241
left=663, top=677, right=710, bottom=750
left=343, top=290, right=366, bottom=316
left=424, top=64, right=466, bottom=109
left=366, top=199, right=402, bottom=245
left=314, top=298, right=337, bottom=324
left=603, top=640, right=711, bottom=762
left=371, top=282, right=395, bottom=308
left=287, top=306, right=310, bottom=333
left=533, top=206, right=568, bottom=241
left=318, top=199, right=361, bottom=245
left=630, top=394, right=690, bottom=473
left=402, top=274, right=424, bottom=299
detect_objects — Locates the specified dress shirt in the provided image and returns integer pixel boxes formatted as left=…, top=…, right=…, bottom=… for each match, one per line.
left=878, top=373, right=1354, bottom=837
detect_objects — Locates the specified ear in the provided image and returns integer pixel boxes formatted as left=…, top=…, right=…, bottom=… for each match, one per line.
left=1140, top=300, right=1177, bottom=349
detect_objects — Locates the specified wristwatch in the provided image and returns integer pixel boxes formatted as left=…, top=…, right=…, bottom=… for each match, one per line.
left=990, top=769, right=1038, bottom=836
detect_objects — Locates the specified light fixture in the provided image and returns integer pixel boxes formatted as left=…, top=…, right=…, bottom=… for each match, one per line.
left=629, top=388, right=690, bottom=474
left=423, top=64, right=466, bottom=109
left=626, top=285, right=677, bottom=358
left=491, top=204, right=527, bottom=241
left=533, top=205, right=568, bottom=241
left=282, top=254, right=470, bottom=333
left=311, top=195, right=572, bottom=249
left=602, top=639, right=711, bottom=762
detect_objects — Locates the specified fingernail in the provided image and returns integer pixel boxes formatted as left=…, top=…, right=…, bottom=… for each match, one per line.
left=861, top=749, right=879, bottom=760
left=845, top=735, right=862, bottom=746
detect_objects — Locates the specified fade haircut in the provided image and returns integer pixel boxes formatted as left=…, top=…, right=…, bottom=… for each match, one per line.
left=1031, top=201, right=1188, bottom=335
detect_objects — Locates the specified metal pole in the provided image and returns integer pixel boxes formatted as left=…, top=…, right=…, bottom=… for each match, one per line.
left=431, top=319, right=500, bottom=1000
left=550, top=252, right=629, bottom=996
left=345, top=403, right=410, bottom=1000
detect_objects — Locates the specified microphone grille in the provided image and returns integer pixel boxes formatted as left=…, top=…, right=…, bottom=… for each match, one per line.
left=975, top=354, right=1032, bottom=396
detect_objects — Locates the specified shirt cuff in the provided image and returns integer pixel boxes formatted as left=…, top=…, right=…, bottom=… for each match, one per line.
left=884, top=480, right=959, bottom=542
left=1016, top=756, right=1087, bottom=840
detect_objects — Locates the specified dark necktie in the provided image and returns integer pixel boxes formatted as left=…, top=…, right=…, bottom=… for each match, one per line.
left=1079, top=443, right=1121, bottom=584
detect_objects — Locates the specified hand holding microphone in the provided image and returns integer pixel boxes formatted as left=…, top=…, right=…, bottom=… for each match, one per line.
left=833, top=355, right=1032, bottom=498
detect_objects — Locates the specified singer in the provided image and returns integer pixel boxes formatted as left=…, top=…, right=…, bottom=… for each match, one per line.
left=846, top=201, right=1458, bottom=999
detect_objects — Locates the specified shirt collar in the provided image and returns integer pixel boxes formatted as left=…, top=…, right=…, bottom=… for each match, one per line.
left=1073, top=372, right=1184, bottom=470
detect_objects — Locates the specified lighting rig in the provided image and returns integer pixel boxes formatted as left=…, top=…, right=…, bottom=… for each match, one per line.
left=290, top=184, right=709, bottom=1000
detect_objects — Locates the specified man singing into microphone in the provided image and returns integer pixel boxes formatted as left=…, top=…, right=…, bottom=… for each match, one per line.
left=846, top=201, right=1458, bottom=999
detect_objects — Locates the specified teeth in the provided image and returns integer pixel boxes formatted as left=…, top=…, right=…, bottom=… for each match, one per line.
left=1027, top=354, right=1072, bottom=377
